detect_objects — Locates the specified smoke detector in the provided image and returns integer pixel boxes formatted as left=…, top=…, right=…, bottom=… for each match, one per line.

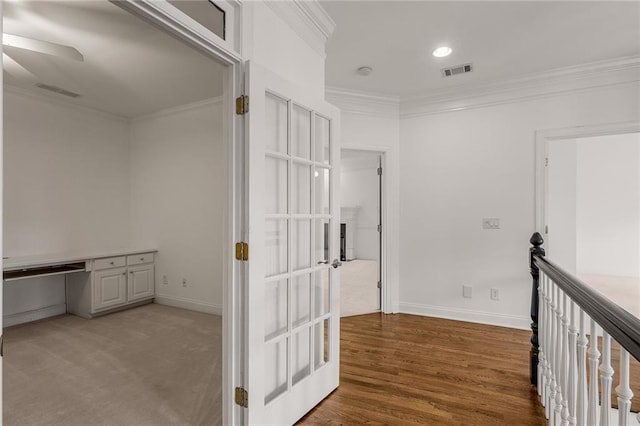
left=357, top=66, right=373, bottom=76
left=441, top=63, right=473, bottom=78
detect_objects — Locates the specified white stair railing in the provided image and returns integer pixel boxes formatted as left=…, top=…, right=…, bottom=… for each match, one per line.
left=529, top=232, right=640, bottom=426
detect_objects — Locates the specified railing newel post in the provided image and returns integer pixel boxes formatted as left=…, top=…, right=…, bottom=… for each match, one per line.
left=530, top=232, right=545, bottom=387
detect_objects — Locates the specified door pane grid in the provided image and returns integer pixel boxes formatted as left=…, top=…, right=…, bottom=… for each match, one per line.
left=264, top=93, right=333, bottom=404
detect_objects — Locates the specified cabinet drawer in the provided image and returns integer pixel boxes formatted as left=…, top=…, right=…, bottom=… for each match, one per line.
left=94, top=256, right=126, bottom=270
left=127, top=252, right=154, bottom=266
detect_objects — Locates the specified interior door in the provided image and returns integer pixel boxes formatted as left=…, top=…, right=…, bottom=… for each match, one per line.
left=244, top=61, right=341, bottom=425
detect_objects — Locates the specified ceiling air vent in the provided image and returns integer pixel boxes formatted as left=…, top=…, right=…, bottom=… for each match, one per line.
left=441, top=63, right=473, bottom=78
left=35, top=83, right=81, bottom=98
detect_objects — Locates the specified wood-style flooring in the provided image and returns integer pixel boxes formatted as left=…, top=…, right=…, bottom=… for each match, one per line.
left=299, top=313, right=548, bottom=425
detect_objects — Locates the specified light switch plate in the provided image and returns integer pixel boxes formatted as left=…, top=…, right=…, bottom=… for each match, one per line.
left=482, top=218, right=500, bottom=229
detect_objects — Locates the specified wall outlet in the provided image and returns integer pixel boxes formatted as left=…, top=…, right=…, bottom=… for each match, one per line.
left=491, top=288, right=500, bottom=301
left=182, top=278, right=187, bottom=287
left=163, top=275, right=168, bottom=285
left=462, top=285, right=472, bottom=299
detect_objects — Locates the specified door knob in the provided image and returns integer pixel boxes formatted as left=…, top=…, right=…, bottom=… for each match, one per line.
left=331, top=259, right=342, bottom=269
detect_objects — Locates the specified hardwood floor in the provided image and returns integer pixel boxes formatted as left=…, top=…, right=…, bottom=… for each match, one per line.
left=299, top=313, right=547, bottom=425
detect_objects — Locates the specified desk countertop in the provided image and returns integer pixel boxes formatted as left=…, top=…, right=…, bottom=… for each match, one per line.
left=3, top=248, right=157, bottom=271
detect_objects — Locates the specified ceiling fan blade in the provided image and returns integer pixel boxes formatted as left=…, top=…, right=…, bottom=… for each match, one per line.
left=3, top=33, right=83, bottom=62
left=3, top=52, right=38, bottom=82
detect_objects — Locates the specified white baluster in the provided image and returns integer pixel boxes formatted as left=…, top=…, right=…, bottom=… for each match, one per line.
left=555, top=285, right=565, bottom=426
left=567, top=300, right=578, bottom=426
left=548, top=280, right=558, bottom=422
left=587, top=319, right=600, bottom=426
left=599, top=332, right=613, bottom=426
left=576, top=309, right=588, bottom=426
left=545, top=276, right=554, bottom=416
left=544, top=275, right=552, bottom=408
left=538, top=272, right=545, bottom=397
left=615, top=348, right=633, bottom=426
left=561, top=292, right=570, bottom=426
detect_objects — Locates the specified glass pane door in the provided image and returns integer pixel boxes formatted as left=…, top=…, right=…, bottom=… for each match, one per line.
left=263, top=92, right=334, bottom=405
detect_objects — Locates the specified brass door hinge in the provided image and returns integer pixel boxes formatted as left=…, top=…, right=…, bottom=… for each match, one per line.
left=235, top=387, right=248, bottom=408
left=235, top=242, right=249, bottom=261
left=236, top=95, right=249, bottom=115
left=377, top=167, right=383, bottom=176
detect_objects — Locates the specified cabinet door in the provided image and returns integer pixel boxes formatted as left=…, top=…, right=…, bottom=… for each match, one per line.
left=94, top=268, right=127, bottom=311
left=127, top=264, right=154, bottom=302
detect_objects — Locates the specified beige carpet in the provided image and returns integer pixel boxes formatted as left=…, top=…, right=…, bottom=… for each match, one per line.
left=340, top=259, right=379, bottom=317
left=3, top=303, right=222, bottom=426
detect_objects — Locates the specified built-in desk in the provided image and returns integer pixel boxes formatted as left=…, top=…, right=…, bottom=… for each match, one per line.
left=3, top=249, right=157, bottom=319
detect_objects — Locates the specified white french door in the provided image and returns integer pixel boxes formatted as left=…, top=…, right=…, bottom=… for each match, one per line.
left=243, top=61, right=341, bottom=425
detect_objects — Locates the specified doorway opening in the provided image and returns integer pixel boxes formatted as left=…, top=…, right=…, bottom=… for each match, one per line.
left=2, top=1, right=239, bottom=424
left=545, top=130, right=640, bottom=315
left=340, top=149, right=383, bottom=316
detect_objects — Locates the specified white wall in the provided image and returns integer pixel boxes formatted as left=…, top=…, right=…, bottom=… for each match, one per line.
left=341, top=151, right=380, bottom=260
left=576, top=133, right=640, bottom=277
left=243, top=2, right=326, bottom=98
left=399, top=83, right=640, bottom=329
left=129, top=100, right=225, bottom=314
left=4, top=89, right=131, bottom=256
left=3, top=89, right=131, bottom=324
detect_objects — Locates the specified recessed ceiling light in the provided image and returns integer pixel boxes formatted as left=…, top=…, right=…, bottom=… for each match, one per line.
left=433, top=46, right=452, bottom=58
left=357, top=66, right=373, bottom=76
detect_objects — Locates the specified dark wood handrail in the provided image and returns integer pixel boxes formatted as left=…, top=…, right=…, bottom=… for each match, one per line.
left=528, top=232, right=640, bottom=387
left=533, top=254, right=640, bottom=363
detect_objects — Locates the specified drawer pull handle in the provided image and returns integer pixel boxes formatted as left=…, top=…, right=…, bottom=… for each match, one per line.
left=140, top=257, right=144, bottom=261
left=122, top=272, right=126, bottom=276
left=130, top=271, right=134, bottom=274
left=110, top=261, right=114, bottom=265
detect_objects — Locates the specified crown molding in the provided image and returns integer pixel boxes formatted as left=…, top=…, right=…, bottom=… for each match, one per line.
left=326, top=87, right=400, bottom=118
left=131, top=96, right=223, bottom=123
left=401, top=56, right=640, bottom=118
left=264, top=0, right=335, bottom=58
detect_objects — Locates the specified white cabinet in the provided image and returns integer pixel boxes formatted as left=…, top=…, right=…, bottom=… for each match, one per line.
left=127, top=264, right=154, bottom=302
left=94, top=267, right=127, bottom=310
left=67, top=251, right=156, bottom=318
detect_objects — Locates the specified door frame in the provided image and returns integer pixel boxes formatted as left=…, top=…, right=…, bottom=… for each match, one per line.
left=534, top=120, right=640, bottom=250
left=73, top=1, right=245, bottom=424
left=339, top=147, right=391, bottom=314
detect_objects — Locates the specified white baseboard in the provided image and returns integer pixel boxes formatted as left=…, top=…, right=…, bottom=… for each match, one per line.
left=4, top=303, right=67, bottom=327
left=399, top=302, right=531, bottom=330
left=154, top=295, right=222, bottom=316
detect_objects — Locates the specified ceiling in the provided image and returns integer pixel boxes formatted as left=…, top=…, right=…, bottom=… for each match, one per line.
left=4, top=1, right=638, bottom=114
left=321, top=1, right=640, bottom=99
left=3, top=1, right=225, bottom=119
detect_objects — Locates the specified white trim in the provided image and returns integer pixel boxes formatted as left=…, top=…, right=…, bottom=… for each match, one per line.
left=399, top=302, right=531, bottom=330
left=401, top=56, right=640, bottom=118
left=339, top=146, right=399, bottom=315
left=264, top=0, right=336, bottom=57
left=154, top=295, right=223, bottom=316
left=3, top=304, right=67, bottom=328
left=534, top=121, right=640, bottom=241
left=114, top=0, right=242, bottom=65
left=326, top=87, right=400, bottom=118
left=131, top=96, right=223, bottom=123
left=4, top=84, right=128, bottom=122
